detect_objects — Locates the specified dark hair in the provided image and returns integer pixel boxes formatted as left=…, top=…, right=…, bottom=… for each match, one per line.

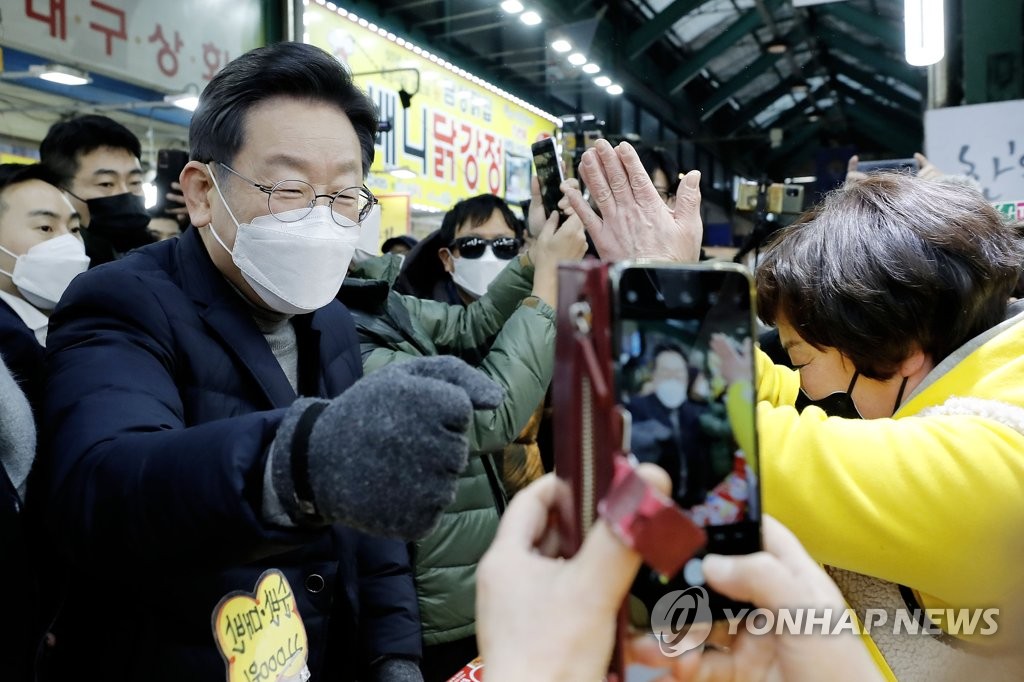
left=757, top=174, right=1024, bottom=379
left=189, top=42, right=378, bottom=176
left=439, top=193, right=523, bottom=247
left=382, top=235, right=418, bottom=253
left=0, top=164, right=61, bottom=218
left=635, top=145, right=679, bottom=191
left=39, top=115, right=141, bottom=189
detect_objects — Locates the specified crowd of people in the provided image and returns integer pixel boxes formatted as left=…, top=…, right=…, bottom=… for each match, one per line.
left=0, top=39, right=1020, bottom=682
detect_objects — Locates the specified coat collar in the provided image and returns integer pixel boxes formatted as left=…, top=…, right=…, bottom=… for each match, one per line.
left=174, top=227, right=305, bottom=408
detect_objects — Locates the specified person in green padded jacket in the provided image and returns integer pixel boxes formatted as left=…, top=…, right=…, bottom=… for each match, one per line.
left=341, top=182, right=585, bottom=680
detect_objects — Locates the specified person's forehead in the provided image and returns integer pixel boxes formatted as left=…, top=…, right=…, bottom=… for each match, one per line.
left=655, top=351, right=687, bottom=370
left=3, top=179, right=71, bottom=211
left=234, top=97, right=361, bottom=177
left=456, top=209, right=515, bottom=237
left=75, top=146, right=141, bottom=175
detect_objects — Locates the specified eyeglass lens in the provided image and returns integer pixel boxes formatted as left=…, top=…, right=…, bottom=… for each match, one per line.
left=267, top=180, right=374, bottom=225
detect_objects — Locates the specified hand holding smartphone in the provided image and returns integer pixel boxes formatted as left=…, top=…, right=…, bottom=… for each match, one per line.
left=554, top=261, right=762, bottom=681
left=152, top=149, right=190, bottom=218
left=531, top=137, right=566, bottom=225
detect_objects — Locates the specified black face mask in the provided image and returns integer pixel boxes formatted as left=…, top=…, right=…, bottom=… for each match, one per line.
left=82, top=192, right=154, bottom=252
left=795, top=372, right=908, bottom=419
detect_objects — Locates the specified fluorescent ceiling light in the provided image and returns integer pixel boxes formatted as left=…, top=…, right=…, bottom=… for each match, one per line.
left=30, top=64, right=91, bottom=86
left=904, top=0, right=945, bottom=66
left=767, top=41, right=787, bottom=54
left=500, top=0, right=524, bottom=13
left=551, top=39, right=572, bottom=52
left=568, top=52, right=587, bottom=66
left=164, top=93, right=200, bottom=111
left=606, top=84, right=623, bottom=95
left=582, top=63, right=601, bottom=74
left=520, top=10, right=542, bottom=25
left=593, top=75, right=612, bottom=87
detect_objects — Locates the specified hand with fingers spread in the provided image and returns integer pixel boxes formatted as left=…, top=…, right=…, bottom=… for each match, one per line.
left=477, top=466, right=672, bottom=682
left=562, top=139, right=702, bottom=263
left=627, top=516, right=882, bottom=682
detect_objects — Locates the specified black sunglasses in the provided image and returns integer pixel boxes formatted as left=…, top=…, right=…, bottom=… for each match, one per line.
left=451, top=236, right=522, bottom=260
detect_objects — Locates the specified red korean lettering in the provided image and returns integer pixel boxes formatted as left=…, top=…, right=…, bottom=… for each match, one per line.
left=148, top=24, right=184, bottom=78
left=25, top=0, right=67, bottom=40
left=480, top=133, right=502, bottom=195
left=432, top=114, right=456, bottom=184
left=201, top=41, right=230, bottom=81
left=457, top=124, right=478, bottom=191
left=89, top=0, right=127, bottom=56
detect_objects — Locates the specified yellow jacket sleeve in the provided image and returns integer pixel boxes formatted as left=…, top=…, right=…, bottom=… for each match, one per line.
left=760, top=402, right=1024, bottom=609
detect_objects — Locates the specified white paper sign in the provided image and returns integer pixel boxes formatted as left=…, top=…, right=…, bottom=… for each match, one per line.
left=925, top=100, right=1024, bottom=202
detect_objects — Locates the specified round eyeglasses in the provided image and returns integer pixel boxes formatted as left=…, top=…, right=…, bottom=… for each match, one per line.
left=216, top=162, right=377, bottom=226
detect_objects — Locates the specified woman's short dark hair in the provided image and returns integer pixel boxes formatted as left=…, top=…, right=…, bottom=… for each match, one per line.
left=439, top=194, right=524, bottom=246
left=189, top=42, right=378, bottom=176
left=757, top=174, right=1024, bottom=379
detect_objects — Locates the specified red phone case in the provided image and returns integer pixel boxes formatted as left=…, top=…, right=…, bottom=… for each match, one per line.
left=553, top=261, right=708, bottom=681
left=553, top=260, right=628, bottom=679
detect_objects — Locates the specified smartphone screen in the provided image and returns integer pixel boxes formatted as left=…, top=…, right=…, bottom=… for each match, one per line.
left=531, top=138, right=565, bottom=221
left=855, top=157, right=919, bottom=174
left=613, top=264, right=761, bottom=624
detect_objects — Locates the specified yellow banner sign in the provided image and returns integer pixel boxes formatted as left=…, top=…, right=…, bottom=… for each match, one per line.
left=305, top=2, right=560, bottom=212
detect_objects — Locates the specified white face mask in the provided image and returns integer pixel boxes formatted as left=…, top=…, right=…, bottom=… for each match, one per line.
left=352, top=204, right=381, bottom=265
left=0, top=234, right=90, bottom=309
left=451, top=247, right=509, bottom=299
left=655, top=379, right=687, bottom=410
left=208, top=166, right=361, bottom=314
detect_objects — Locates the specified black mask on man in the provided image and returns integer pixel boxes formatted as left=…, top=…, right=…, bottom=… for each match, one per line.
left=82, top=193, right=154, bottom=252
left=794, top=371, right=908, bottom=419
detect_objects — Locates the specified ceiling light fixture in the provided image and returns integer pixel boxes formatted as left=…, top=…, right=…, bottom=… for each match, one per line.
left=551, top=39, right=572, bottom=52
left=500, top=0, right=524, bottom=13
left=582, top=63, right=601, bottom=74
left=568, top=52, right=588, bottom=66
left=520, top=10, right=542, bottom=25
left=606, top=84, right=623, bottom=95
left=17, top=64, right=92, bottom=86
left=904, top=0, right=945, bottom=66
left=594, top=75, right=612, bottom=87
left=767, top=41, right=787, bottom=55
left=164, top=93, right=200, bottom=111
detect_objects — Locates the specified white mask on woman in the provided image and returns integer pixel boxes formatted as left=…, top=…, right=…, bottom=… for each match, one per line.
left=208, top=166, right=361, bottom=314
left=0, top=234, right=90, bottom=309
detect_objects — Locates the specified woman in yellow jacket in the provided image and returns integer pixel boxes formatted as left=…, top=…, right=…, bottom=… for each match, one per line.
left=566, top=142, right=1024, bottom=680
left=714, top=173, right=1024, bottom=680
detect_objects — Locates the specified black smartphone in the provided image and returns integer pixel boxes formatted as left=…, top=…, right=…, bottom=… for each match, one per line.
left=611, top=263, right=761, bottom=626
left=152, top=149, right=190, bottom=216
left=531, top=137, right=566, bottom=224
left=855, top=157, right=919, bottom=174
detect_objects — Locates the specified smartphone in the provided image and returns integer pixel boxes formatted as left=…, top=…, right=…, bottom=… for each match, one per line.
left=531, top=137, right=566, bottom=224
left=553, top=261, right=759, bottom=681
left=855, top=157, right=919, bottom=174
left=611, top=263, right=761, bottom=625
left=152, top=149, right=190, bottom=216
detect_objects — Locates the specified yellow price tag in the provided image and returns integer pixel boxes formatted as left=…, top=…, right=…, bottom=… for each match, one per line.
left=212, top=569, right=310, bottom=682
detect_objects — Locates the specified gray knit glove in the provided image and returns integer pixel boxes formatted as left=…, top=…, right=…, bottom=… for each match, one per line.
left=271, top=356, right=504, bottom=539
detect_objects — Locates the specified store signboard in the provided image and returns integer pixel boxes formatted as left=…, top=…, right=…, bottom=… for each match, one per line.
left=3, top=0, right=262, bottom=92
left=304, top=2, right=560, bottom=212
